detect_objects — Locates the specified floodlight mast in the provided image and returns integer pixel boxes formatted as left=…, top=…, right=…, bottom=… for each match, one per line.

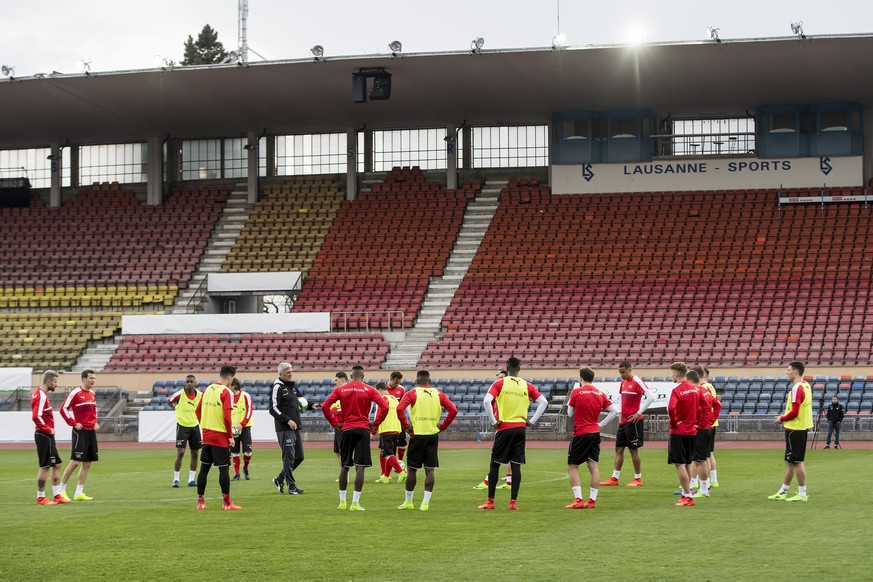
left=223, top=0, right=266, bottom=64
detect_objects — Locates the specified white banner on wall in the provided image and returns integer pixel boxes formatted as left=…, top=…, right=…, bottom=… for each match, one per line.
left=0, top=412, right=73, bottom=443
left=122, top=313, right=331, bottom=335
left=552, top=156, right=863, bottom=195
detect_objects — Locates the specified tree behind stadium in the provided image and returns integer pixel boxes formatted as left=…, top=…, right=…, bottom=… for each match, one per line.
left=181, top=25, right=229, bottom=65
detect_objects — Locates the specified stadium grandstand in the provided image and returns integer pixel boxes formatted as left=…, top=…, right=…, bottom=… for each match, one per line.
left=1, top=34, right=873, bottom=443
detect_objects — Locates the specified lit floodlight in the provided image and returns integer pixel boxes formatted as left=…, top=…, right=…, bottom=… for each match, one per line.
left=311, top=45, right=324, bottom=58
left=790, top=22, right=805, bottom=38
left=552, top=33, right=567, bottom=49
left=471, top=37, right=485, bottom=53
left=389, top=40, right=402, bottom=56
left=706, top=27, right=720, bottom=42
left=627, top=25, right=644, bottom=46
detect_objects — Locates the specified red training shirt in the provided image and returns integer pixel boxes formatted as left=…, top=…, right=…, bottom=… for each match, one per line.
left=195, top=384, right=233, bottom=447
left=60, top=387, right=97, bottom=429
left=668, top=381, right=700, bottom=436
left=386, top=384, right=405, bottom=401
left=619, top=375, right=651, bottom=424
left=321, top=381, right=389, bottom=430
left=568, top=384, right=613, bottom=436
left=233, top=391, right=254, bottom=427
left=697, top=385, right=721, bottom=429
left=31, top=387, right=55, bottom=434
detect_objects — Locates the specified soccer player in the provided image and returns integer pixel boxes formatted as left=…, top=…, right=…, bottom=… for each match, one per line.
left=194, top=365, right=240, bottom=510
left=565, top=367, right=619, bottom=509
left=386, top=371, right=408, bottom=462
left=691, top=367, right=721, bottom=499
left=600, top=361, right=654, bottom=487
left=58, top=369, right=99, bottom=501
left=32, top=370, right=67, bottom=505
left=373, top=381, right=408, bottom=484
left=478, top=357, right=548, bottom=511
left=769, top=361, right=813, bottom=502
left=321, top=365, right=389, bottom=511
left=330, top=372, right=348, bottom=469
left=473, top=369, right=512, bottom=491
left=269, top=362, right=316, bottom=495
left=700, top=367, right=721, bottom=487
left=168, top=374, right=201, bottom=487
left=396, top=370, right=457, bottom=511
left=667, top=363, right=701, bottom=507
left=230, top=378, right=254, bottom=481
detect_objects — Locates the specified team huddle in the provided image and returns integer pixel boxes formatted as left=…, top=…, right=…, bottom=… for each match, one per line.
left=29, top=358, right=812, bottom=509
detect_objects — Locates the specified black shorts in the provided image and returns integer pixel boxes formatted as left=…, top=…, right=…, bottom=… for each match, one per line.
left=175, top=424, right=202, bottom=450
left=407, top=434, right=439, bottom=470
left=379, top=433, right=399, bottom=458
left=693, top=428, right=713, bottom=462
left=339, top=428, right=372, bottom=468
left=200, top=443, right=231, bottom=467
left=784, top=429, right=808, bottom=463
left=616, top=420, right=645, bottom=449
left=667, top=434, right=695, bottom=466
left=491, top=427, right=526, bottom=465
left=567, top=432, right=601, bottom=466
left=396, top=430, right=408, bottom=448
left=71, top=429, right=99, bottom=463
left=711, top=425, right=717, bottom=452
left=231, top=426, right=253, bottom=454
left=333, top=428, right=342, bottom=454
left=35, top=432, right=62, bottom=468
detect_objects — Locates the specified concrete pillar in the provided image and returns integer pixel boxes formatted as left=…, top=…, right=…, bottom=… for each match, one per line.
left=146, top=136, right=162, bottom=205
left=462, top=125, right=472, bottom=171
left=246, top=131, right=259, bottom=203
left=446, top=123, right=458, bottom=190
left=49, top=143, right=62, bottom=207
left=346, top=128, right=357, bottom=201
left=864, top=108, right=873, bottom=186
left=69, top=145, right=79, bottom=188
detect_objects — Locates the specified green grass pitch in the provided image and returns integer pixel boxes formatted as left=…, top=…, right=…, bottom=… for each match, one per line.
left=1, top=444, right=868, bottom=581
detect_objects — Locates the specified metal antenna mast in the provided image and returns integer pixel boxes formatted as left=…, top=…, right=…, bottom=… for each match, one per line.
left=223, top=0, right=266, bottom=64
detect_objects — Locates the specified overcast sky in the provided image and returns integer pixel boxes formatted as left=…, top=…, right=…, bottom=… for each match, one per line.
left=2, top=0, right=872, bottom=76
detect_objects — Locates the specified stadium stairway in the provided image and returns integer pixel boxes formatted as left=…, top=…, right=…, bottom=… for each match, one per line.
left=72, top=338, right=121, bottom=373
left=382, top=181, right=503, bottom=369
left=171, top=187, right=252, bottom=313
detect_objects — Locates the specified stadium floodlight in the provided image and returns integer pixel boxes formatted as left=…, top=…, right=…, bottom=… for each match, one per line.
left=78, top=60, right=92, bottom=75
left=310, top=45, right=324, bottom=59
left=1, top=65, right=14, bottom=79
left=389, top=40, right=403, bottom=56
left=471, top=37, right=485, bottom=53
left=706, top=27, right=720, bottom=42
left=790, top=22, right=805, bottom=38
left=551, top=33, right=566, bottom=49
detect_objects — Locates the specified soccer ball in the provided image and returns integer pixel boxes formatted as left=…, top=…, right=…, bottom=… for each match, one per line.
left=231, top=424, right=242, bottom=437
left=297, top=396, right=308, bottom=412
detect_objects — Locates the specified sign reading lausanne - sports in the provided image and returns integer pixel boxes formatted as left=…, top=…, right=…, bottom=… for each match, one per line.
left=552, top=156, right=863, bottom=195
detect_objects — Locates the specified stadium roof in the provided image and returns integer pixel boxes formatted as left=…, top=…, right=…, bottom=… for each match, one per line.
left=2, top=34, right=873, bottom=149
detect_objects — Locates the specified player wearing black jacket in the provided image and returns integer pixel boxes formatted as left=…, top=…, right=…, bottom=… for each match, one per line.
left=824, top=396, right=845, bottom=449
left=269, top=362, right=315, bottom=494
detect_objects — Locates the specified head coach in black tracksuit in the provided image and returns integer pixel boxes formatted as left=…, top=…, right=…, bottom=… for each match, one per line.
left=269, top=362, right=316, bottom=494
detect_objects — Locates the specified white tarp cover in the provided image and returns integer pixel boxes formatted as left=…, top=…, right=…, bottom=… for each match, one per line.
left=207, top=272, right=301, bottom=293
left=0, top=367, right=33, bottom=390
left=122, top=313, right=330, bottom=335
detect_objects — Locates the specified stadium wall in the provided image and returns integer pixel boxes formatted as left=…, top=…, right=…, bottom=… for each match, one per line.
left=20, top=367, right=873, bottom=393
